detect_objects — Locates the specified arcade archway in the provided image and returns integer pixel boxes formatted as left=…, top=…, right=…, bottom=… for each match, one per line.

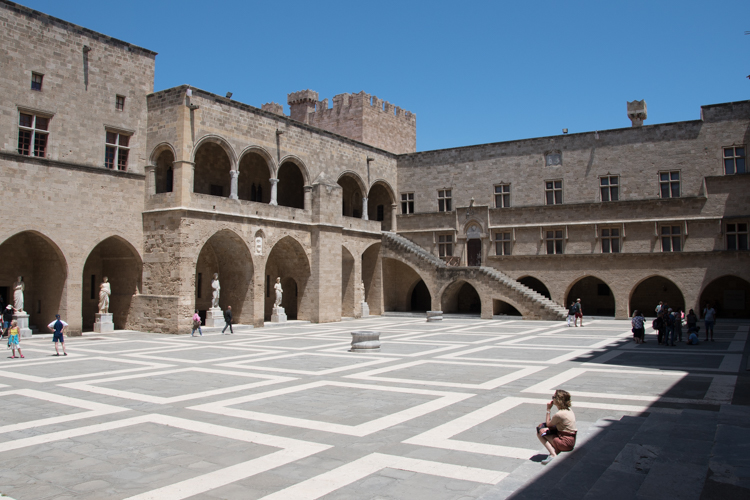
left=265, top=236, right=311, bottom=320
left=277, top=161, right=305, bottom=209
left=518, top=276, right=551, bottom=299
left=442, top=280, right=481, bottom=315
left=566, top=276, right=615, bottom=317
left=238, top=151, right=271, bottom=203
left=629, top=276, right=684, bottom=317
left=700, top=276, right=750, bottom=319
left=193, top=141, right=232, bottom=197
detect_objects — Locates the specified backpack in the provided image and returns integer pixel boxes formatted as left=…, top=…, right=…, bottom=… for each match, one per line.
left=652, top=317, right=662, bottom=330
left=666, top=314, right=675, bottom=326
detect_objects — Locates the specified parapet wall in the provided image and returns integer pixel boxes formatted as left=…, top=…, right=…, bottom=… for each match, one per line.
left=288, top=90, right=416, bottom=154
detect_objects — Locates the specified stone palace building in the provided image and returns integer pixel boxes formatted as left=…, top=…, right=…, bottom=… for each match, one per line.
left=1, top=0, right=748, bottom=334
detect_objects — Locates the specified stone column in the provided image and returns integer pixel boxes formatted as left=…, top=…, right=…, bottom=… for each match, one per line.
left=303, top=185, right=313, bottom=211
left=269, top=178, right=279, bottom=206
left=362, top=197, right=369, bottom=220
left=145, top=165, right=156, bottom=196
left=390, top=203, right=398, bottom=232
left=172, top=160, right=195, bottom=206
left=229, top=170, right=239, bottom=200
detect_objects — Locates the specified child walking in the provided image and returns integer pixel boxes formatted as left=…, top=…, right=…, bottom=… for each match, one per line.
left=7, top=320, right=24, bottom=358
left=191, top=310, right=203, bottom=336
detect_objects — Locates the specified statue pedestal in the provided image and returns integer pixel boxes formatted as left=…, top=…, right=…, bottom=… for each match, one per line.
left=271, top=306, right=287, bottom=323
left=350, top=331, right=380, bottom=352
left=13, top=312, right=33, bottom=338
left=361, top=301, right=370, bottom=318
left=205, top=308, right=226, bottom=328
left=426, top=310, right=443, bottom=322
left=94, top=313, right=114, bottom=333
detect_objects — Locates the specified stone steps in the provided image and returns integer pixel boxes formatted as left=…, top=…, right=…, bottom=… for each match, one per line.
left=382, top=232, right=567, bottom=320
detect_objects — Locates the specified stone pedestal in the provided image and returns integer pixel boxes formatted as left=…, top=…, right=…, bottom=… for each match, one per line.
left=361, top=301, right=370, bottom=318
left=205, top=308, right=226, bottom=328
left=13, top=312, right=32, bottom=338
left=350, top=331, right=380, bottom=352
left=271, top=306, right=287, bottom=323
left=94, top=313, right=114, bottom=333
left=426, top=310, right=443, bottom=322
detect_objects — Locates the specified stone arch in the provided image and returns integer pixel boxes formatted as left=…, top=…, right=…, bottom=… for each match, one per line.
left=382, top=256, right=434, bottom=312
left=565, top=275, right=615, bottom=317
left=265, top=236, right=311, bottom=320
left=362, top=242, right=382, bottom=315
left=629, top=275, right=685, bottom=317
left=195, top=229, right=254, bottom=324
left=337, top=171, right=367, bottom=218
left=238, top=147, right=274, bottom=203
left=277, top=159, right=306, bottom=209
left=367, top=180, right=396, bottom=231
left=277, top=155, right=310, bottom=185
left=518, top=276, right=551, bottom=299
left=148, top=142, right=176, bottom=165
left=493, top=299, right=522, bottom=316
left=0, top=230, right=68, bottom=332
left=81, top=235, right=143, bottom=331
left=699, top=275, right=750, bottom=319
left=342, top=245, right=356, bottom=317
left=192, top=136, right=237, bottom=198
left=441, top=279, right=482, bottom=315
left=410, top=280, right=431, bottom=312
left=154, top=148, right=174, bottom=194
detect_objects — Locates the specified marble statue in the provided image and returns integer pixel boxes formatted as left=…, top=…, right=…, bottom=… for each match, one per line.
left=360, top=281, right=366, bottom=301
left=13, top=276, right=24, bottom=312
left=211, top=273, right=221, bottom=308
left=274, top=277, right=283, bottom=308
left=98, top=277, right=111, bottom=314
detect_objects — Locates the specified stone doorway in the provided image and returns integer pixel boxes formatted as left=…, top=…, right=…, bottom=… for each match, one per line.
left=467, top=239, right=481, bottom=267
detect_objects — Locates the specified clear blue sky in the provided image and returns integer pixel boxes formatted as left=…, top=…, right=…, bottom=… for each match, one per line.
left=19, top=0, right=750, bottom=152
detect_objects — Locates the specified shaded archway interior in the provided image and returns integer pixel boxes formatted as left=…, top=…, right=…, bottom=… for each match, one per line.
left=82, top=237, right=142, bottom=330
left=264, top=236, right=311, bottom=320
left=238, top=152, right=270, bottom=203
left=195, top=231, right=254, bottom=324
left=518, top=276, right=551, bottom=299
left=342, top=246, right=355, bottom=317
left=367, top=183, right=393, bottom=231
left=337, top=175, right=363, bottom=218
left=277, top=162, right=304, bottom=209
left=566, top=276, right=615, bottom=316
left=442, top=281, right=481, bottom=314
left=629, top=276, right=685, bottom=316
left=154, top=149, right=174, bottom=194
left=0, top=231, right=67, bottom=331
left=700, top=275, right=750, bottom=319
left=194, top=142, right=231, bottom=197
left=382, top=257, right=427, bottom=312
left=494, top=299, right=522, bottom=316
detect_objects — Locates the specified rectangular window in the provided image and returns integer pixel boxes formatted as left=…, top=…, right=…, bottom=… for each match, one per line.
left=495, top=231, right=511, bottom=255
left=494, top=184, right=510, bottom=208
left=438, top=189, right=452, bottom=212
left=726, top=223, right=749, bottom=250
left=724, top=147, right=746, bottom=175
left=545, top=180, right=562, bottom=205
left=31, top=72, right=43, bottom=91
left=18, top=113, right=49, bottom=157
left=105, top=131, right=130, bottom=170
left=659, top=171, right=680, bottom=198
left=116, top=95, right=126, bottom=111
left=661, top=225, right=682, bottom=252
left=438, top=234, right=453, bottom=257
left=600, top=175, right=619, bottom=202
left=546, top=230, right=564, bottom=254
left=401, top=193, right=414, bottom=214
left=601, top=227, right=621, bottom=253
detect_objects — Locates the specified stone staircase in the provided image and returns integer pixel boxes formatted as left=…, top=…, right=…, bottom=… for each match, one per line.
left=481, top=404, right=750, bottom=500
left=382, top=232, right=567, bottom=320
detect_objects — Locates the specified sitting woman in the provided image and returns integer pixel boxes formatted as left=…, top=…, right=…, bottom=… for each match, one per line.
left=536, top=389, right=577, bottom=464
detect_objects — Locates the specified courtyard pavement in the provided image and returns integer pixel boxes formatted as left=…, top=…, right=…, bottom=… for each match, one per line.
left=0, top=316, right=747, bottom=499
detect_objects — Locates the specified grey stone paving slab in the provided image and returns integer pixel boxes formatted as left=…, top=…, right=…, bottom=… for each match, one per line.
left=0, top=317, right=745, bottom=499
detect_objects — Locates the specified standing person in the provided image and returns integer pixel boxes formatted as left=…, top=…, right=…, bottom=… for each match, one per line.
left=191, top=310, right=203, bottom=337
left=7, top=320, right=23, bottom=358
left=535, top=389, right=577, bottom=465
left=47, top=314, right=68, bottom=356
left=574, top=298, right=583, bottom=327
left=631, top=310, right=645, bottom=344
left=222, top=306, right=233, bottom=335
left=665, top=308, right=676, bottom=346
left=686, top=309, right=698, bottom=334
left=653, top=311, right=666, bottom=345
left=703, top=303, right=716, bottom=342
left=674, top=308, right=684, bottom=343
left=655, top=301, right=663, bottom=315
left=566, top=302, right=577, bottom=327
left=2, top=304, right=14, bottom=336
